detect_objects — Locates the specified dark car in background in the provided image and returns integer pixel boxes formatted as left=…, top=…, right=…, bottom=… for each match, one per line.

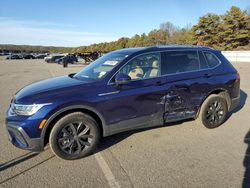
left=6, top=53, right=43, bottom=60
left=56, top=54, right=78, bottom=64
left=0, top=52, right=10, bottom=56
left=22, top=54, right=35, bottom=59
left=35, top=54, right=47, bottom=59
left=45, top=54, right=65, bottom=63
left=6, top=54, right=22, bottom=60
left=6, top=45, right=240, bottom=160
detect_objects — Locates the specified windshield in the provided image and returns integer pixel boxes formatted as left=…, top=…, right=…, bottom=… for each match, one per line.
left=74, top=52, right=127, bottom=81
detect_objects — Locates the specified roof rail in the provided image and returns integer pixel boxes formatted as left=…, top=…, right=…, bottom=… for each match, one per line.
left=148, top=44, right=214, bottom=50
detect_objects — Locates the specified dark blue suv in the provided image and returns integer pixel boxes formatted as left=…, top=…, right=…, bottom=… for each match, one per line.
left=6, top=46, right=240, bottom=160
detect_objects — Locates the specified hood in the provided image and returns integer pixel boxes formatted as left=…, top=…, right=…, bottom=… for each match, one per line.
left=15, top=75, right=91, bottom=104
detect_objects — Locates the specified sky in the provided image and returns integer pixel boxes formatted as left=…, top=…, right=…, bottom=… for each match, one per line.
left=0, top=0, right=249, bottom=47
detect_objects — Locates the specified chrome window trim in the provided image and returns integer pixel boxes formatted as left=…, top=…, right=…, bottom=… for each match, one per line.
left=98, top=91, right=120, bottom=96
left=107, top=49, right=222, bottom=86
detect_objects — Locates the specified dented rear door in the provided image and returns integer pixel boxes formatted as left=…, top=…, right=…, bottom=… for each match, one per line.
left=161, top=50, right=211, bottom=122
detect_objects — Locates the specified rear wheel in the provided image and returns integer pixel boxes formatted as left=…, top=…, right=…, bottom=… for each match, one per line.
left=198, top=94, right=228, bottom=129
left=49, top=112, right=100, bottom=160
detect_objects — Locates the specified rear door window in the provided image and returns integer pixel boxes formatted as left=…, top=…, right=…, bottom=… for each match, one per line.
left=161, top=51, right=200, bottom=75
left=203, top=51, right=221, bottom=68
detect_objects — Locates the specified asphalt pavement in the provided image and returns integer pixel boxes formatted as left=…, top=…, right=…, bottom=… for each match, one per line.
left=0, top=59, right=249, bottom=188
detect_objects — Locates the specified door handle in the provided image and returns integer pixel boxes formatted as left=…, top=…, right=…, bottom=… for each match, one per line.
left=204, top=73, right=212, bottom=78
left=155, top=81, right=163, bottom=86
left=174, top=84, right=189, bottom=91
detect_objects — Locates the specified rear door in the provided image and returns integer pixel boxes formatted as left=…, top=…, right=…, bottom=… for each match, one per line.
left=161, top=50, right=211, bottom=122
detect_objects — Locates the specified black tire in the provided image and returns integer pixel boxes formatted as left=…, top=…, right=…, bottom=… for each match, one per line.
left=198, top=94, right=228, bottom=129
left=63, top=61, right=68, bottom=68
left=49, top=112, right=100, bottom=160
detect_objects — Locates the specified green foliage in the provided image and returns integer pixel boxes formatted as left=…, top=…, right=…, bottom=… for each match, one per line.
left=193, top=6, right=250, bottom=50
left=171, top=28, right=195, bottom=45
left=193, top=14, right=222, bottom=48
left=222, top=6, right=250, bottom=49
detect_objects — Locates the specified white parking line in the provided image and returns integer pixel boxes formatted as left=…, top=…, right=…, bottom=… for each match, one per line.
left=46, top=64, right=55, bottom=77
left=94, top=152, right=121, bottom=188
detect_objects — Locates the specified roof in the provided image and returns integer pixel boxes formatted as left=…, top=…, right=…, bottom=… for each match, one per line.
left=113, top=47, right=147, bottom=54
left=112, top=45, right=215, bottom=55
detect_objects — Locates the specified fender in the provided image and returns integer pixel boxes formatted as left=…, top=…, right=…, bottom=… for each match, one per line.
left=40, top=105, right=108, bottom=147
left=195, top=88, right=229, bottom=118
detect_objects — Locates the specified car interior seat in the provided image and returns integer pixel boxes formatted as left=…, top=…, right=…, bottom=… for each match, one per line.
left=128, top=62, right=144, bottom=79
left=144, top=60, right=159, bottom=78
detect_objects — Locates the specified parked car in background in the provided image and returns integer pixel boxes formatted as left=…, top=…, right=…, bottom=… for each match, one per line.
left=35, top=54, right=47, bottom=59
left=0, top=52, right=10, bottom=56
left=45, top=54, right=65, bottom=63
left=56, top=54, right=78, bottom=64
left=6, top=45, right=240, bottom=160
left=6, top=54, right=22, bottom=60
left=22, top=54, right=35, bottom=59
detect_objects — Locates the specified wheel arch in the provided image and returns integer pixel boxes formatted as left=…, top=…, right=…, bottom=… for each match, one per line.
left=196, top=88, right=231, bottom=118
left=41, top=105, right=107, bottom=147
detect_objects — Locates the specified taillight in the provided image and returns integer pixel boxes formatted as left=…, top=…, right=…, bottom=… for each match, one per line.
left=236, top=73, right=240, bottom=82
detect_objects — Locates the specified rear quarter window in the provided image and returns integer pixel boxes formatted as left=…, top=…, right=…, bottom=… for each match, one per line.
left=203, top=51, right=221, bottom=68
left=198, top=51, right=209, bottom=69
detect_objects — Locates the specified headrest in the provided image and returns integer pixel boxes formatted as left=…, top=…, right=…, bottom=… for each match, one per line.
left=152, top=60, right=158, bottom=68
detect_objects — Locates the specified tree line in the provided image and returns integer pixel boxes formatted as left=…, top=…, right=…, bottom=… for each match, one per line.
left=0, top=6, right=249, bottom=54
left=78, top=6, right=250, bottom=52
left=0, top=44, right=73, bottom=54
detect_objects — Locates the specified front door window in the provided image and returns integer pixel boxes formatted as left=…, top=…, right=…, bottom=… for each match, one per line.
left=118, top=52, right=161, bottom=81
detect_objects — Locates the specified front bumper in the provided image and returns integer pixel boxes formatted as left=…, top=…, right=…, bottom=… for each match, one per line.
left=6, top=123, right=43, bottom=152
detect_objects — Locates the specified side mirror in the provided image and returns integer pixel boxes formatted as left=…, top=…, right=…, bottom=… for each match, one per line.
left=115, top=74, right=131, bottom=85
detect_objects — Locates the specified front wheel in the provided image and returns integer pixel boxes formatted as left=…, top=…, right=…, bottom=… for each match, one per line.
left=198, top=94, right=228, bottom=129
left=49, top=112, right=100, bottom=160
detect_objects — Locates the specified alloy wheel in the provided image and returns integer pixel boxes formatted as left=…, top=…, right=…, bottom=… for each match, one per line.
left=57, top=122, right=93, bottom=155
left=205, top=100, right=225, bottom=126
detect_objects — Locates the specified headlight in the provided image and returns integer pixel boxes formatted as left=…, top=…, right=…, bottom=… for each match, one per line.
left=11, top=103, right=51, bottom=116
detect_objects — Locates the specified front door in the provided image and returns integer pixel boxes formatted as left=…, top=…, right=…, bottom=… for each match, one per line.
left=96, top=52, right=167, bottom=135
